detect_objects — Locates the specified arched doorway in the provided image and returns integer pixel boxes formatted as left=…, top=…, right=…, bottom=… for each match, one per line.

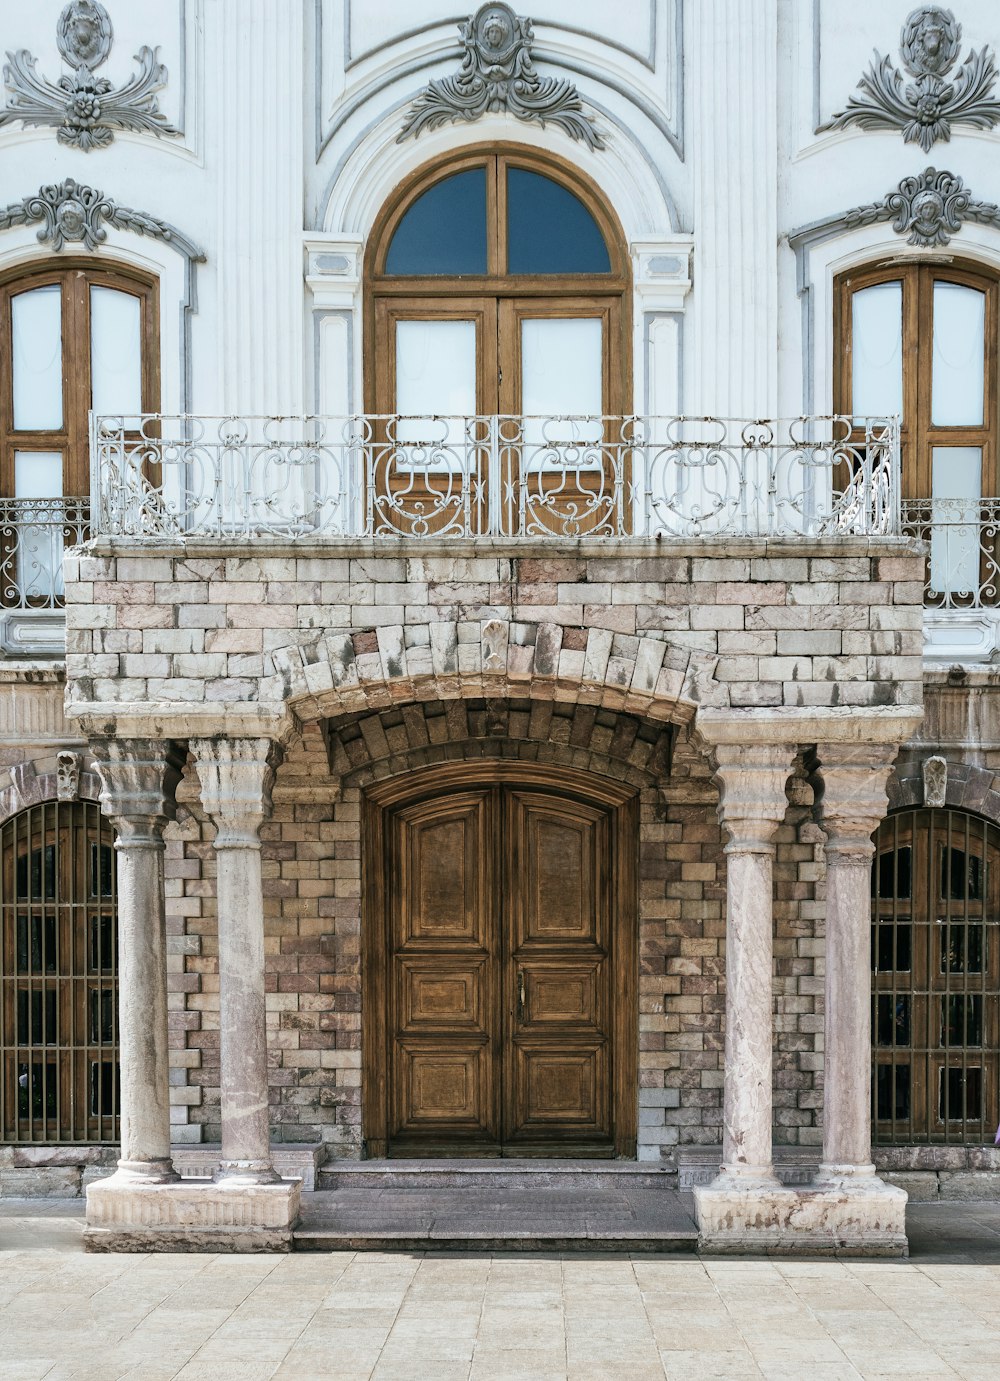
left=362, top=761, right=637, bottom=1158
left=364, top=145, right=632, bottom=536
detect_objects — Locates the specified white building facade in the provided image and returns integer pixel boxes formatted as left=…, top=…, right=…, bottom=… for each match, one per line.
left=0, top=0, right=998, bottom=1253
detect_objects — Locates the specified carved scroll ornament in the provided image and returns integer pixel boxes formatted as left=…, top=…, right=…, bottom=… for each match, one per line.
left=820, top=6, right=1000, bottom=152
left=0, top=178, right=203, bottom=258
left=0, top=0, right=179, bottom=151
left=845, top=166, right=1000, bottom=248
left=399, top=3, right=604, bottom=150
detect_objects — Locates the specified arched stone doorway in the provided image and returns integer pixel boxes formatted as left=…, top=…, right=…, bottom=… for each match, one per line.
left=361, top=760, right=638, bottom=1158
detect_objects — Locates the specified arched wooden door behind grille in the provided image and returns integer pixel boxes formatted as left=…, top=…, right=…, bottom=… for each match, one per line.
left=363, top=762, right=638, bottom=1158
left=0, top=802, right=119, bottom=1143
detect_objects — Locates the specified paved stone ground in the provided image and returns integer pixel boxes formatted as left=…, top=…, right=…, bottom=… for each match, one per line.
left=4, top=1199, right=1000, bottom=1378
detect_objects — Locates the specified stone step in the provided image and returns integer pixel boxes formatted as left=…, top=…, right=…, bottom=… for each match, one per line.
left=294, top=1183, right=698, bottom=1253
left=316, top=1157, right=679, bottom=1193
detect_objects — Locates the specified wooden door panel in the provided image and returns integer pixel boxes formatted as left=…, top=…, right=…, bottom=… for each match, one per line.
left=397, top=957, right=487, bottom=1034
left=511, top=1043, right=609, bottom=1136
left=393, top=1040, right=496, bottom=1143
left=520, top=960, right=603, bottom=1032
left=514, top=796, right=607, bottom=948
left=395, top=794, right=490, bottom=948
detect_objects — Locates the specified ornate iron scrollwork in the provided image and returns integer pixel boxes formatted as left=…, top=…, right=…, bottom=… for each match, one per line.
left=820, top=5, right=1000, bottom=151
left=845, top=167, right=1000, bottom=248
left=399, top=3, right=604, bottom=150
left=0, top=177, right=202, bottom=257
left=0, top=0, right=180, bottom=151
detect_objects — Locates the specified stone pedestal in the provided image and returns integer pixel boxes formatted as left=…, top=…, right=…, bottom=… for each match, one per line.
left=693, top=1179, right=908, bottom=1256
left=84, top=1175, right=301, bottom=1252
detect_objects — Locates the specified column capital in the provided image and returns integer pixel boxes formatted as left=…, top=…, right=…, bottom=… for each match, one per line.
left=193, top=737, right=281, bottom=849
left=91, top=738, right=186, bottom=846
left=811, top=742, right=898, bottom=855
left=710, top=742, right=797, bottom=853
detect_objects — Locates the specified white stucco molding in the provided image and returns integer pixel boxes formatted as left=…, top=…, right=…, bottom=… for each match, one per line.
left=631, top=238, right=693, bottom=312
left=303, top=234, right=363, bottom=311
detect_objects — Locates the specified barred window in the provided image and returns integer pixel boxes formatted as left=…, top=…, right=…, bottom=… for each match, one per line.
left=872, top=807, right=1000, bottom=1144
left=0, top=801, right=119, bottom=1143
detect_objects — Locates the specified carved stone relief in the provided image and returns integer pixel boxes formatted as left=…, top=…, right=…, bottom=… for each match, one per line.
left=399, top=3, right=604, bottom=150
left=845, top=166, right=1000, bottom=248
left=57, top=750, right=82, bottom=802
left=0, top=177, right=204, bottom=258
left=0, top=0, right=180, bottom=151
left=820, top=6, right=1000, bottom=151
left=923, top=755, right=948, bottom=808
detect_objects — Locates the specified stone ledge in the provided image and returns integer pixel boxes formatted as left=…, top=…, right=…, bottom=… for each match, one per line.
left=171, top=1143, right=325, bottom=1191
left=693, top=1179, right=908, bottom=1256
left=84, top=1174, right=301, bottom=1253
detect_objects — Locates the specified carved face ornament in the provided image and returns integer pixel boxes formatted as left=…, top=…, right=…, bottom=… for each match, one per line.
left=910, top=188, right=945, bottom=236
left=900, top=6, right=961, bottom=76
left=57, top=0, right=113, bottom=69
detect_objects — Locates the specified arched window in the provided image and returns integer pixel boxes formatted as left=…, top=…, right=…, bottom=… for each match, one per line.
left=836, top=262, right=999, bottom=603
left=0, top=261, right=158, bottom=605
left=364, top=148, right=631, bottom=536
left=872, top=807, right=1000, bottom=1144
left=0, top=802, right=119, bottom=1143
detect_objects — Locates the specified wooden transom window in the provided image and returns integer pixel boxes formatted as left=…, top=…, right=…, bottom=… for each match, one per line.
left=872, top=808, right=1000, bottom=1145
left=835, top=262, right=999, bottom=500
left=0, top=802, right=120, bottom=1144
left=365, top=148, right=631, bottom=535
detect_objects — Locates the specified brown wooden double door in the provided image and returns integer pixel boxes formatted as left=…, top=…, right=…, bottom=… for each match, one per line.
left=364, top=765, right=636, bottom=1157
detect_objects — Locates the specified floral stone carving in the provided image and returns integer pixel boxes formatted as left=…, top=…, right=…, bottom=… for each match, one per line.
left=923, top=756, right=948, bottom=809
left=819, top=5, right=1000, bottom=151
left=399, top=3, right=604, bottom=150
left=0, top=178, right=203, bottom=258
left=845, top=166, right=1000, bottom=248
left=0, top=0, right=180, bottom=151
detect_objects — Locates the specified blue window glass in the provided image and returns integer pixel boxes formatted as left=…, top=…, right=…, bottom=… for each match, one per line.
left=385, top=168, right=487, bottom=275
left=506, top=168, right=610, bottom=275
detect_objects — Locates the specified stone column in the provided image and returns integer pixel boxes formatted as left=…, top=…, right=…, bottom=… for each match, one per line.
left=812, top=744, right=896, bottom=1182
left=193, top=738, right=280, bottom=1184
left=92, top=739, right=185, bottom=1182
left=712, top=743, right=797, bottom=1184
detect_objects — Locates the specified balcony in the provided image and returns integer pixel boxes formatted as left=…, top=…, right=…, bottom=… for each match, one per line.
left=91, top=413, right=897, bottom=542
left=0, top=497, right=89, bottom=655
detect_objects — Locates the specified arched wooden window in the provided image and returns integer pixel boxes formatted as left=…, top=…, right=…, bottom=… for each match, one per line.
left=0, top=802, right=119, bottom=1143
left=872, top=807, right=1000, bottom=1144
left=364, top=147, right=631, bottom=535
left=0, top=261, right=158, bottom=605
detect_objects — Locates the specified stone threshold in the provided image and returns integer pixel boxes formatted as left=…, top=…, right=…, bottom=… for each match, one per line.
left=318, top=1157, right=678, bottom=1192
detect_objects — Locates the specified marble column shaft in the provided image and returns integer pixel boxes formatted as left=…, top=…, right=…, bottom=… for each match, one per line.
left=194, top=737, right=280, bottom=1183
left=92, top=739, right=185, bottom=1181
left=813, top=744, right=896, bottom=1180
left=712, top=743, right=797, bottom=1184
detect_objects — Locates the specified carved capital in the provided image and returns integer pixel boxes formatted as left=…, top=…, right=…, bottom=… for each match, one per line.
left=710, top=744, right=797, bottom=854
left=193, top=738, right=280, bottom=850
left=811, top=743, right=898, bottom=856
left=91, top=738, right=185, bottom=847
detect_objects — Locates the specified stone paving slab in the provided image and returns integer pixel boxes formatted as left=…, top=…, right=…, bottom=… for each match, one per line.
left=5, top=1200, right=1000, bottom=1377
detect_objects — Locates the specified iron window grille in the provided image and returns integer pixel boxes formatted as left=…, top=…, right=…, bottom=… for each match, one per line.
left=0, top=801, right=119, bottom=1143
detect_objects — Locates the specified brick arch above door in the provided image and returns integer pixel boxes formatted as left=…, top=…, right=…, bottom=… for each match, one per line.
left=268, top=618, right=720, bottom=729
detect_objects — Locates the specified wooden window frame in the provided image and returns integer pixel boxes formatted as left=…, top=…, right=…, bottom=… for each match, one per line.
left=363, top=144, right=632, bottom=419
left=834, top=260, right=999, bottom=499
left=0, top=259, right=160, bottom=498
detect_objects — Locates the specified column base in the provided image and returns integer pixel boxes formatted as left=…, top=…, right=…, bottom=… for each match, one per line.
left=693, top=1175, right=908, bottom=1256
left=116, top=1158, right=180, bottom=1184
left=84, top=1171, right=301, bottom=1253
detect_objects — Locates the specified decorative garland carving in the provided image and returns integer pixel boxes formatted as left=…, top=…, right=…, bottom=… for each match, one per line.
left=0, top=177, right=204, bottom=258
left=0, top=0, right=179, bottom=151
left=819, top=5, right=1000, bottom=151
left=845, top=166, right=1000, bottom=248
left=399, top=3, right=604, bottom=150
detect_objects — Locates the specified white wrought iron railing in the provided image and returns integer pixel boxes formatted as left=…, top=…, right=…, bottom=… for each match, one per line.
left=91, top=413, right=899, bottom=542
left=901, top=499, right=1000, bottom=610
left=0, top=497, right=90, bottom=608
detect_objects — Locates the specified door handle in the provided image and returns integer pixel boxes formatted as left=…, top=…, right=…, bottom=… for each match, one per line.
left=516, top=970, right=526, bottom=1023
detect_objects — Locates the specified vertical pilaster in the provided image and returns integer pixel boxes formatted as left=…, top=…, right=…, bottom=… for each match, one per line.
left=813, top=744, right=897, bottom=1181
left=711, top=743, right=796, bottom=1184
left=193, top=737, right=280, bottom=1184
left=689, top=0, right=778, bottom=415
left=209, top=0, right=305, bottom=412
left=92, top=739, right=185, bottom=1182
